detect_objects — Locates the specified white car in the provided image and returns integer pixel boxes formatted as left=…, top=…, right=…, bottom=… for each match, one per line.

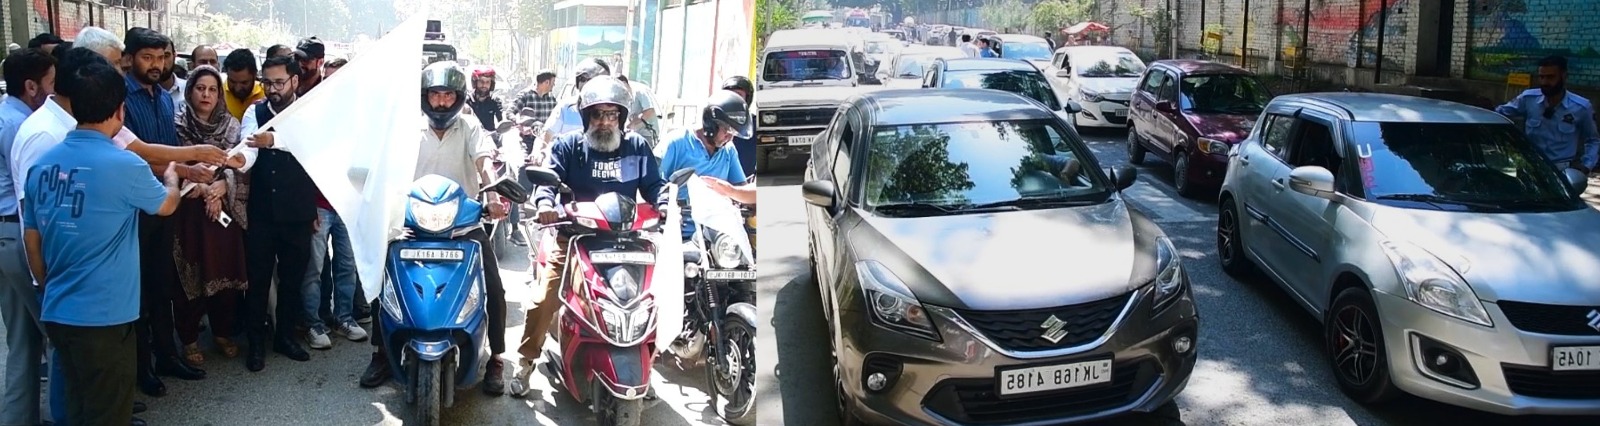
left=1043, top=46, right=1147, bottom=128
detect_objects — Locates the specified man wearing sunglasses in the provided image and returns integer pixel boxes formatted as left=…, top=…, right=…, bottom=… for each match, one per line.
left=1496, top=55, right=1600, bottom=174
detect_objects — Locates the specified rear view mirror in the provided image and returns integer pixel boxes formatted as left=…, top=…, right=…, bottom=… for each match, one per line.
left=1155, top=101, right=1175, bottom=113
left=669, top=168, right=697, bottom=185
left=522, top=166, right=562, bottom=186
left=482, top=176, right=530, bottom=204
left=1563, top=168, right=1588, bottom=197
left=1107, top=165, right=1137, bottom=191
left=1063, top=101, right=1083, bottom=114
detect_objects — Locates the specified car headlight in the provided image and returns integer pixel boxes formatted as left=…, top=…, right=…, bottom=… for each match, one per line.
left=454, top=278, right=483, bottom=325
left=1150, top=237, right=1186, bottom=310
left=606, top=266, right=640, bottom=302
left=855, top=260, right=940, bottom=341
left=597, top=298, right=654, bottom=343
left=1197, top=137, right=1230, bottom=155
left=761, top=113, right=777, bottom=125
left=1378, top=241, right=1493, bottom=327
left=380, top=276, right=404, bottom=320
left=712, top=233, right=743, bottom=267
left=1080, top=89, right=1105, bottom=103
left=409, top=198, right=459, bottom=233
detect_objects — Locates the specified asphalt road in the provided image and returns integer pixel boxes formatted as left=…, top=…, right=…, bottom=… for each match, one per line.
left=1, top=242, right=728, bottom=426
left=753, top=127, right=1600, bottom=426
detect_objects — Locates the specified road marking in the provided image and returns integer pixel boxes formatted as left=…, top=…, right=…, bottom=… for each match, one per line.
left=1121, top=177, right=1215, bottom=223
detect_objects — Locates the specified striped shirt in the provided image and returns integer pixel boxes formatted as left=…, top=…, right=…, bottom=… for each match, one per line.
left=513, top=88, right=557, bottom=125
left=123, top=73, right=179, bottom=146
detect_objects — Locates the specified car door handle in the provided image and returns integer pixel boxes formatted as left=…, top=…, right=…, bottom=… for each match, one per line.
left=1271, top=178, right=1285, bottom=190
left=1239, top=155, right=1250, bottom=165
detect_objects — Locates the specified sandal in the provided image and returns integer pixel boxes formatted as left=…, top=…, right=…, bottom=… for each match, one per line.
left=183, top=343, right=205, bottom=367
left=214, top=337, right=240, bottom=358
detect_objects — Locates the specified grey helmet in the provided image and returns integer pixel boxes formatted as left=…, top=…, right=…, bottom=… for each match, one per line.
left=702, top=90, right=752, bottom=139
left=578, top=75, right=632, bottom=131
left=421, top=61, right=468, bottom=129
left=573, top=58, right=610, bottom=90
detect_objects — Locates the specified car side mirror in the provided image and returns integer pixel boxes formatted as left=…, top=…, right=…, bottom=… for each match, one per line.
left=669, top=168, right=697, bottom=185
left=1063, top=100, right=1083, bottom=114
left=801, top=180, right=836, bottom=207
left=1056, top=69, right=1071, bottom=78
left=482, top=176, right=531, bottom=205
left=1563, top=168, right=1589, bottom=197
left=1289, top=166, right=1341, bottom=201
left=1107, top=165, right=1137, bottom=191
left=1155, top=100, right=1175, bottom=113
left=522, top=166, right=562, bottom=186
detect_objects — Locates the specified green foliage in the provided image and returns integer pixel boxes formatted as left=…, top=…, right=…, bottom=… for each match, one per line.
left=186, top=12, right=296, bottom=48
left=757, top=0, right=802, bottom=49
left=980, top=0, right=1029, bottom=32
left=830, top=0, right=878, bottom=8
left=1029, top=0, right=1094, bottom=33
left=864, top=127, right=976, bottom=205
left=508, top=0, right=558, bottom=38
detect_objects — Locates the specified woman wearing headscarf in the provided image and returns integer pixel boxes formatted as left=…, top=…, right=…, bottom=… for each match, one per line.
left=169, top=65, right=250, bottom=367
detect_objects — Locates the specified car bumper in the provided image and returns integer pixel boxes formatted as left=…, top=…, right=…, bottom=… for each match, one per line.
left=755, top=128, right=822, bottom=160
left=1183, top=151, right=1231, bottom=188
left=1075, top=100, right=1131, bottom=127
left=1372, top=289, right=1600, bottom=415
left=838, top=285, right=1199, bottom=426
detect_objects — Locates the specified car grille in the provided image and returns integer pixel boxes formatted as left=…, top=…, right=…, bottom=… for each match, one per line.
left=1502, top=363, right=1600, bottom=399
left=922, top=358, right=1157, bottom=424
left=1496, top=301, right=1600, bottom=336
left=762, top=108, right=835, bottom=128
left=1103, top=115, right=1128, bottom=125
left=951, top=294, right=1131, bottom=352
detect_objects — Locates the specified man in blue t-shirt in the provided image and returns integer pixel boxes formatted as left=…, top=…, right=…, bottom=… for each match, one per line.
left=512, top=75, right=668, bottom=397
left=659, top=91, right=758, bottom=240
left=23, top=52, right=180, bottom=426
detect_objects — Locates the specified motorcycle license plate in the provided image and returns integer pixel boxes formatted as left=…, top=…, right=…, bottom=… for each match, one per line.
left=399, top=248, right=465, bottom=261
left=589, top=251, right=655, bottom=264
left=705, top=270, right=756, bottom=280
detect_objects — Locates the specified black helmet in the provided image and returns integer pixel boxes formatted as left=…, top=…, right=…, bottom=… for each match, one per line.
left=578, top=75, right=632, bottom=131
left=702, top=90, right=752, bottom=139
left=421, top=61, right=468, bottom=129
left=574, top=58, right=610, bottom=90
left=719, top=76, right=754, bottom=105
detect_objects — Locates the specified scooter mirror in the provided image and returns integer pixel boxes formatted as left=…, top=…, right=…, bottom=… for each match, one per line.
left=669, top=168, right=696, bottom=185
left=483, top=176, right=531, bottom=204
left=523, top=166, right=562, bottom=186
left=495, top=120, right=516, bottom=133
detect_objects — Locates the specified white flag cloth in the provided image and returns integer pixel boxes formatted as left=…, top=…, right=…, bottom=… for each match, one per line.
left=246, top=14, right=428, bottom=302
left=652, top=188, right=685, bottom=353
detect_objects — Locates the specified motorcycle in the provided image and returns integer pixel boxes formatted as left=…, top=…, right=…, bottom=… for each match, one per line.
left=488, top=120, right=529, bottom=258
left=668, top=171, right=758, bottom=425
left=377, top=173, right=531, bottom=426
left=521, top=166, right=694, bottom=426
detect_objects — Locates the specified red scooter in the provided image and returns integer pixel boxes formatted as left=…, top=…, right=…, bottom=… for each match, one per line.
left=520, top=166, right=691, bottom=426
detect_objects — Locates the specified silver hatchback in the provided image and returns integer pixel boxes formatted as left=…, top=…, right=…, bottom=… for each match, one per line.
left=1217, top=93, right=1600, bottom=415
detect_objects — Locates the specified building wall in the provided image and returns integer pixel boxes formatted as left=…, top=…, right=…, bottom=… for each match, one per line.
left=6, top=0, right=165, bottom=48
left=1464, top=0, right=1600, bottom=88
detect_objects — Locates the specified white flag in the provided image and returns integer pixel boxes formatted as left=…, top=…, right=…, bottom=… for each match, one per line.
left=252, top=14, right=428, bottom=302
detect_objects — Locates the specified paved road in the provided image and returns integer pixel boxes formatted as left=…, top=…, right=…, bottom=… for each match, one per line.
left=1, top=243, right=727, bottom=426
left=753, top=127, right=1600, bottom=426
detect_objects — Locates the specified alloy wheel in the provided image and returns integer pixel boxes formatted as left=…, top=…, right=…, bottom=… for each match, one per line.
left=1331, top=305, right=1380, bottom=386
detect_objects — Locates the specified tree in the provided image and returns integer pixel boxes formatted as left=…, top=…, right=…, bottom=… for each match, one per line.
left=865, top=127, right=976, bottom=205
left=757, top=0, right=802, bottom=49
left=1029, top=0, right=1094, bottom=34
left=980, top=0, right=1029, bottom=32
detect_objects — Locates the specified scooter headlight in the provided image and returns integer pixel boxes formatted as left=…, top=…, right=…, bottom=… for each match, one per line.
left=712, top=233, right=743, bottom=267
left=409, top=198, right=460, bottom=233
left=380, top=276, right=404, bottom=320
left=597, top=298, right=655, bottom=344
left=454, top=278, right=484, bottom=325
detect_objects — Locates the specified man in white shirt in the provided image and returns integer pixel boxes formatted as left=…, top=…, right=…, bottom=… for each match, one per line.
left=960, top=34, right=979, bottom=58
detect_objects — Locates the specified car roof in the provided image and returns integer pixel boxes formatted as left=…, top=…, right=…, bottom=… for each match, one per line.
left=1152, top=59, right=1251, bottom=75
left=856, top=89, right=1057, bottom=127
left=1276, top=93, right=1510, bottom=124
left=941, top=58, right=1037, bottom=72
left=995, top=34, right=1048, bottom=43
left=765, top=29, right=860, bottom=48
left=1053, top=45, right=1134, bottom=56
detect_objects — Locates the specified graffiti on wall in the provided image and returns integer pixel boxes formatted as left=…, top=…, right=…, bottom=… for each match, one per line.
left=1274, top=0, right=1409, bottom=69
left=548, top=26, right=634, bottom=79
left=713, top=0, right=755, bottom=89
left=1468, top=0, right=1600, bottom=87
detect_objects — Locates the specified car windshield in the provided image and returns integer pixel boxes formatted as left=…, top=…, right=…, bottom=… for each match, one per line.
left=866, top=41, right=892, bottom=54
left=1180, top=74, right=1270, bottom=115
left=1001, top=42, right=1053, bottom=60
left=863, top=120, right=1109, bottom=214
left=893, top=55, right=935, bottom=78
left=1349, top=122, right=1582, bottom=212
left=943, top=70, right=1061, bottom=110
left=1071, top=51, right=1145, bottom=78
left=763, top=50, right=852, bottom=82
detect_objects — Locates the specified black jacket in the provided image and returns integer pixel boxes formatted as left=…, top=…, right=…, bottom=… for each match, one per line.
left=248, top=101, right=320, bottom=223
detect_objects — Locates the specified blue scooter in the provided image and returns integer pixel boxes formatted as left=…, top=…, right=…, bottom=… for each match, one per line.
left=376, top=173, right=529, bottom=426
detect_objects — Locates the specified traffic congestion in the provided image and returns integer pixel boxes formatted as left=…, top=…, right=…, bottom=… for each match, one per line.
left=753, top=14, right=1600, bottom=426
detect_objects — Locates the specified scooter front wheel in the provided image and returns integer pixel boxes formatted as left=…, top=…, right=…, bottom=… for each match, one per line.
left=594, top=383, right=644, bottom=426
left=415, top=360, right=443, bottom=426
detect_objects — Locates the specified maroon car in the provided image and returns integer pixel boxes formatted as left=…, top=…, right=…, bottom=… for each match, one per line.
left=1126, top=60, right=1271, bottom=198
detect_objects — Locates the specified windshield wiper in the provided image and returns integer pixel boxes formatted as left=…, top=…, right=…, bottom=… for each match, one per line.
left=1374, top=194, right=1505, bottom=210
left=873, top=202, right=967, bottom=216
left=969, top=196, right=1105, bottom=210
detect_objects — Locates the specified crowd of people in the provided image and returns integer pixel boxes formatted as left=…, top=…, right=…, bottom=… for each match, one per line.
left=0, top=24, right=763, bottom=425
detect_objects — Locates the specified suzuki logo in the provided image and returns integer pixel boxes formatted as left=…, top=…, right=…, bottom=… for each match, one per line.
left=1040, top=315, right=1070, bottom=343
left=1588, top=310, right=1600, bottom=333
